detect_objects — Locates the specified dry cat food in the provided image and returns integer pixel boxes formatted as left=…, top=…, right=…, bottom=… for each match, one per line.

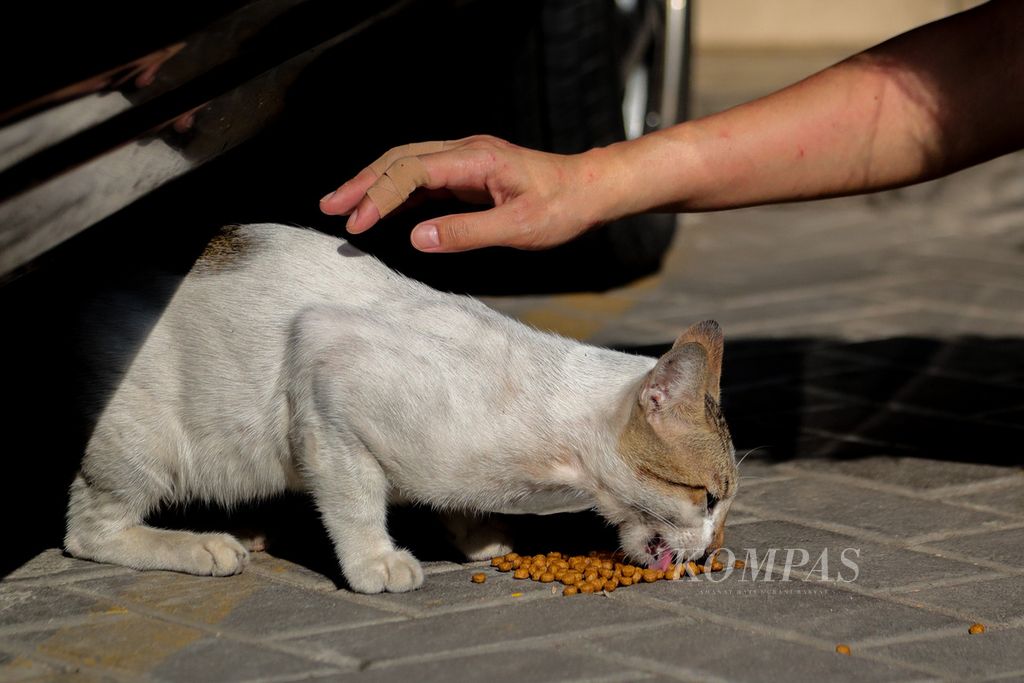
left=968, top=623, right=986, bottom=635
left=835, top=644, right=852, bottom=656
left=480, top=550, right=731, bottom=594
left=470, top=572, right=487, bottom=584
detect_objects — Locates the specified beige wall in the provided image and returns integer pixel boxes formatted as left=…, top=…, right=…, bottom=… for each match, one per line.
left=695, top=0, right=985, bottom=50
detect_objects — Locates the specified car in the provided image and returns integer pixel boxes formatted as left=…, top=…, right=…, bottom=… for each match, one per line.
left=0, top=0, right=691, bottom=292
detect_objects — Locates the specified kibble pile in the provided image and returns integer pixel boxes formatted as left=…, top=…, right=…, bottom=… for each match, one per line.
left=481, top=550, right=743, bottom=596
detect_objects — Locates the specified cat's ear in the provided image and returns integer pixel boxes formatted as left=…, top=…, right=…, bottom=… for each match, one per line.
left=640, top=342, right=709, bottom=416
left=672, top=320, right=723, bottom=402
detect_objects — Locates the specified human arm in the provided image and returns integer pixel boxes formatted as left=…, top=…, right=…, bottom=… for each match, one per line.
left=320, top=0, right=1024, bottom=252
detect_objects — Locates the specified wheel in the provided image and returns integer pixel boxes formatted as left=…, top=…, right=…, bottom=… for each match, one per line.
left=534, top=0, right=693, bottom=286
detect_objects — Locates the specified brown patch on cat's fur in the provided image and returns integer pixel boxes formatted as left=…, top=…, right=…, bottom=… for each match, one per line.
left=194, top=225, right=255, bottom=275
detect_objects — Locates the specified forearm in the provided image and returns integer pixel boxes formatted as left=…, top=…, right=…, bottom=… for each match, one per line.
left=590, top=0, right=1024, bottom=218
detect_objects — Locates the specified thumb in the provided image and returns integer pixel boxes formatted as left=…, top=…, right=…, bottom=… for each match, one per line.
left=411, top=205, right=529, bottom=253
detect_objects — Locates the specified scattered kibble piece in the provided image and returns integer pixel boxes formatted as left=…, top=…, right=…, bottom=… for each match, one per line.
left=835, top=644, right=851, bottom=655
left=477, top=549, right=732, bottom=595
left=471, top=573, right=487, bottom=584
left=734, top=560, right=745, bottom=570
left=968, top=623, right=986, bottom=635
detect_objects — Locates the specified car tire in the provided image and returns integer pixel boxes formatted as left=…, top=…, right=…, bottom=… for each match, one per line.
left=532, top=0, right=692, bottom=285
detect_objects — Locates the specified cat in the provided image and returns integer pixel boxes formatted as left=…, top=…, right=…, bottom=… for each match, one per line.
left=65, top=224, right=738, bottom=593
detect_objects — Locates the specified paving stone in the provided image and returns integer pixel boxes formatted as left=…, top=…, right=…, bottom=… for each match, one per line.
left=592, top=618, right=918, bottom=682
left=365, top=566, right=553, bottom=613
left=280, top=592, right=656, bottom=664
left=247, top=553, right=338, bottom=592
left=0, top=650, right=58, bottom=682
left=865, top=625, right=1024, bottom=679
left=892, top=575, right=1024, bottom=626
left=72, top=570, right=397, bottom=638
left=734, top=476, right=1007, bottom=540
left=327, top=649, right=646, bottom=683
left=0, top=584, right=120, bottom=631
left=1, top=550, right=126, bottom=584
left=720, top=521, right=984, bottom=591
left=950, top=479, right=1024, bottom=516
left=921, top=525, right=1024, bottom=568
left=638, top=574, right=961, bottom=646
left=785, top=455, right=1017, bottom=491
left=153, top=637, right=343, bottom=683
left=4, top=612, right=205, bottom=675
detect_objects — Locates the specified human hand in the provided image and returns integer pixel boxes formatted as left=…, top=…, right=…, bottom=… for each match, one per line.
left=319, top=135, right=615, bottom=252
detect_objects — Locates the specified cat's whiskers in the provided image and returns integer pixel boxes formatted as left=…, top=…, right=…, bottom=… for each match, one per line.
left=736, top=445, right=768, bottom=468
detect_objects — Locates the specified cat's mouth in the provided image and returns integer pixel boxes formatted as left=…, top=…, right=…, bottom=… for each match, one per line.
left=646, top=536, right=673, bottom=571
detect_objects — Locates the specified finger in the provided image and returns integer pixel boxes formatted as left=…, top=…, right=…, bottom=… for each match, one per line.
left=349, top=148, right=502, bottom=233
left=320, top=141, right=450, bottom=216
left=410, top=204, right=529, bottom=253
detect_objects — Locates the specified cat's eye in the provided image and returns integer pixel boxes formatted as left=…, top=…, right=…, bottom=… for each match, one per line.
left=706, top=492, right=719, bottom=513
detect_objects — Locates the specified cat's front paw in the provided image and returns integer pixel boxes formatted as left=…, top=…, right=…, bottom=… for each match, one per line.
left=345, top=549, right=424, bottom=593
left=188, top=533, right=250, bottom=576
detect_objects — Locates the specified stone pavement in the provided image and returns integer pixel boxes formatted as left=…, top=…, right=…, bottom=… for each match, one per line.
left=3, top=50, right=1024, bottom=682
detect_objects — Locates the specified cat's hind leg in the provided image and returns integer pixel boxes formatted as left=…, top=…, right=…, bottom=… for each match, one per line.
left=64, top=473, right=249, bottom=576
left=442, top=512, right=514, bottom=561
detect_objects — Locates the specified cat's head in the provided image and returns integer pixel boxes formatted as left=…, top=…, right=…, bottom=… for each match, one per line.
left=600, top=320, right=737, bottom=569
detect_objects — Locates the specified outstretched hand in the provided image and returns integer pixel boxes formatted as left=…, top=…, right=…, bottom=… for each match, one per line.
left=319, top=135, right=611, bottom=253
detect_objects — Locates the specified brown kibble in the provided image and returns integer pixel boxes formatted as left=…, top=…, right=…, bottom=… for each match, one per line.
left=579, top=583, right=595, bottom=593
left=563, top=586, right=578, bottom=596
left=600, top=568, right=614, bottom=579
left=540, top=572, right=555, bottom=583
left=498, top=562, right=513, bottom=572
left=711, top=560, right=724, bottom=572
left=490, top=557, right=502, bottom=567
left=734, top=559, right=745, bottom=570
left=513, top=568, right=530, bottom=579
left=642, top=569, right=659, bottom=583
left=548, top=551, right=562, bottom=559
left=968, top=623, right=986, bottom=635
left=619, top=576, right=634, bottom=586
left=621, top=566, right=636, bottom=578
left=603, top=579, right=617, bottom=592
left=504, top=552, right=519, bottom=561
left=471, top=573, right=487, bottom=584
left=835, top=644, right=851, bottom=656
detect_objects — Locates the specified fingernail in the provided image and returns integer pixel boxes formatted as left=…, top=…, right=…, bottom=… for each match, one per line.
left=320, top=191, right=335, bottom=204
left=345, top=209, right=359, bottom=230
left=412, top=224, right=439, bottom=250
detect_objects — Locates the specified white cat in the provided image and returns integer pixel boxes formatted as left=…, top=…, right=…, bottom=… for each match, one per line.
left=65, top=224, right=738, bottom=593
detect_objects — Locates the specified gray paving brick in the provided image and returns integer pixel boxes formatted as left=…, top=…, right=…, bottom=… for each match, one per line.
left=71, top=570, right=397, bottom=638
left=865, top=626, right=1024, bottom=679
left=721, top=521, right=985, bottom=591
left=247, top=553, right=338, bottom=592
left=0, top=650, right=58, bottom=682
left=363, top=567, right=553, bottom=614
left=950, top=479, right=1024, bottom=517
left=326, top=650, right=647, bottom=683
left=1, top=550, right=126, bottom=584
left=279, top=592, right=658, bottom=665
left=891, top=576, right=1024, bottom=626
left=734, top=476, right=1006, bottom=540
left=0, top=584, right=120, bottom=631
left=921, top=525, right=1024, bottom=568
left=3, top=612, right=206, bottom=675
left=591, top=619, right=919, bottom=682
left=637, top=574, right=962, bottom=646
left=785, top=455, right=1017, bottom=491
left=153, top=637, right=343, bottom=683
